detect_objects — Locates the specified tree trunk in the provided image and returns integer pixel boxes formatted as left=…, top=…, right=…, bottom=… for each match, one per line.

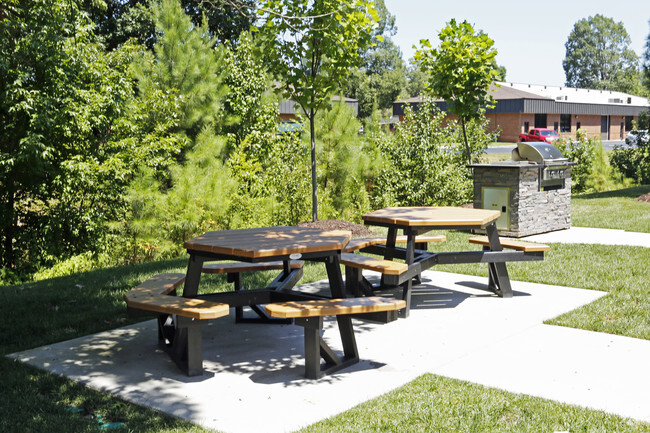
left=2, top=180, right=15, bottom=269
left=310, top=109, right=318, bottom=222
left=461, top=119, right=472, bottom=165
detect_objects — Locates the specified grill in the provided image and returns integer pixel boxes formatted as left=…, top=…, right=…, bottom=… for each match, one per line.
left=512, top=142, right=573, bottom=189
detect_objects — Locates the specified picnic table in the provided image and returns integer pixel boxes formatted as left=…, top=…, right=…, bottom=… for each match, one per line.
left=125, top=225, right=405, bottom=378
left=343, top=206, right=548, bottom=316
left=182, top=226, right=351, bottom=309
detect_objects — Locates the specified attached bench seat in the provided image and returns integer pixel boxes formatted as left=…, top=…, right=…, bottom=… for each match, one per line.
left=266, top=297, right=405, bottom=379
left=124, top=273, right=229, bottom=320
left=343, top=234, right=446, bottom=253
left=124, top=273, right=230, bottom=376
left=340, top=252, right=408, bottom=276
left=465, top=236, right=549, bottom=299
left=468, top=236, right=550, bottom=252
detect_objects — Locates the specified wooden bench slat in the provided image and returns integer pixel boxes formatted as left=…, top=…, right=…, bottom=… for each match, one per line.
left=124, top=273, right=229, bottom=320
left=265, top=297, right=406, bottom=319
left=129, top=272, right=187, bottom=296
left=395, top=234, right=446, bottom=244
left=202, top=260, right=303, bottom=274
left=340, top=252, right=408, bottom=275
left=343, top=238, right=385, bottom=252
left=468, top=236, right=550, bottom=252
left=126, top=294, right=230, bottom=320
left=343, top=234, right=446, bottom=253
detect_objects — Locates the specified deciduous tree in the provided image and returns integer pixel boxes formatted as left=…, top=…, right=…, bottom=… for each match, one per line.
left=415, top=19, right=499, bottom=165
left=643, top=21, right=650, bottom=95
left=563, top=14, right=641, bottom=93
left=343, top=0, right=407, bottom=120
left=256, top=0, right=379, bottom=221
left=0, top=0, right=141, bottom=273
left=80, top=0, right=255, bottom=50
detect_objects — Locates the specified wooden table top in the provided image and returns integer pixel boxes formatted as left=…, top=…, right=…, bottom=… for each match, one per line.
left=183, top=226, right=351, bottom=259
left=363, top=206, right=501, bottom=228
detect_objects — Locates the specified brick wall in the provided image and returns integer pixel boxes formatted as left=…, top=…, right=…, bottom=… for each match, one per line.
left=397, top=110, right=638, bottom=142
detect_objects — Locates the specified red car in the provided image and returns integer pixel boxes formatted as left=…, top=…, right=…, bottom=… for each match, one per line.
left=519, top=128, right=560, bottom=143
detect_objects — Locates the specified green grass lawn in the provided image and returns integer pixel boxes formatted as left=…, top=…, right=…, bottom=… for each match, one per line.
left=571, top=185, right=650, bottom=232
left=1, top=186, right=649, bottom=432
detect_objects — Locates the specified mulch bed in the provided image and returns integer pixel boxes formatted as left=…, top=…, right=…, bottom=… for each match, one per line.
left=635, top=192, right=650, bottom=203
left=298, top=219, right=377, bottom=237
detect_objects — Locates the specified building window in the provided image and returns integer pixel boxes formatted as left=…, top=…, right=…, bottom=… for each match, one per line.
left=625, top=116, right=633, bottom=131
left=524, top=121, right=529, bottom=133
left=560, top=114, right=571, bottom=133
left=534, top=114, right=547, bottom=128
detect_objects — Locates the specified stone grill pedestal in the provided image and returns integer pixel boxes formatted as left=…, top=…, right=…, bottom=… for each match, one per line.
left=469, top=161, right=572, bottom=237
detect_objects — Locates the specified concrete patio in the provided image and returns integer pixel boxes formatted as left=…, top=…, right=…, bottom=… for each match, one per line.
left=10, top=269, right=650, bottom=432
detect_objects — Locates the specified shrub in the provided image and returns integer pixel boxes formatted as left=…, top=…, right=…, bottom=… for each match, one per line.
left=371, top=97, right=493, bottom=207
left=585, top=141, right=634, bottom=192
left=556, top=129, right=597, bottom=193
left=610, top=141, right=650, bottom=184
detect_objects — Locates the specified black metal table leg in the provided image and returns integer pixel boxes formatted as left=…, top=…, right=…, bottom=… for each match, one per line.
left=485, top=223, right=513, bottom=297
left=158, top=315, right=208, bottom=376
left=295, top=314, right=360, bottom=379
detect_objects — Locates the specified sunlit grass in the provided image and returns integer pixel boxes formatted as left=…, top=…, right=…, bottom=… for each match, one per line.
left=300, top=374, right=647, bottom=433
left=571, top=185, right=650, bottom=232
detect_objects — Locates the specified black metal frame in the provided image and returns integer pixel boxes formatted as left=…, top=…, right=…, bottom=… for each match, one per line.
left=296, top=315, right=359, bottom=379
left=348, top=221, right=546, bottom=316
left=153, top=247, right=354, bottom=377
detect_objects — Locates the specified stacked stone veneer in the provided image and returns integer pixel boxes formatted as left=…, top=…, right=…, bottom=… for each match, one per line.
left=471, top=163, right=572, bottom=237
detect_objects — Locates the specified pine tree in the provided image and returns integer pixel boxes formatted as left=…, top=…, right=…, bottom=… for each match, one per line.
left=133, top=0, right=227, bottom=140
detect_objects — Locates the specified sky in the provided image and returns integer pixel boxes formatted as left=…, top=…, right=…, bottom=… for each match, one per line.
left=383, top=0, right=649, bottom=88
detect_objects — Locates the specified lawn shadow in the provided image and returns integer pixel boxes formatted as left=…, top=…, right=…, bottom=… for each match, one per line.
left=574, top=185, right=650, bottom=200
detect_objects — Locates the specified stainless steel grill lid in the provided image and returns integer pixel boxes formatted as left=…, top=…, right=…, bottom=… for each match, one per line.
left=512, top=142, right=567, bottom=163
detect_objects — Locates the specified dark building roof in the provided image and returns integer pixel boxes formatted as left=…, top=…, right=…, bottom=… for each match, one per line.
left=394, top=82, right=649, bottom=117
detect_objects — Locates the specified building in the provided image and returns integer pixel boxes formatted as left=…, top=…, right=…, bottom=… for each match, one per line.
left=279, top=96, right=358, bottom=122
left=393, top=82, right=650, bottom=142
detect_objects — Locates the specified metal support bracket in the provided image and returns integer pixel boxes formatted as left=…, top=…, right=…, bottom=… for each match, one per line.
left=157, top=314, right=208, bottom=376
left=294, top=315, right=360, bottom=379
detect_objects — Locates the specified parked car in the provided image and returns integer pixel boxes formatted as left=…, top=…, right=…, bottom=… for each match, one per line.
left=519, top=128, right=560, bottom=144
left=625, top=130, right=649, bottom=146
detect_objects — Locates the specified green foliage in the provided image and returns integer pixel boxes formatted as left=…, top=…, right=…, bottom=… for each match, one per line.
left=221, top=31, right=279, bottom=156
left=133, top=0, right=227, bottom=140
left=371, top=97, right=491, bottom=207
left=81, top=0, right=254, bottom=50
left=123, top=129, right=237, bottom=263
left=563, top=14, right=641, bottom=93
left=636, top=109, right=650, bottom=130
left=415, top=19, right=499, bottom=164
left=313, top=100, right=372, bottom=221
left=556, top=130, right=597, bottom=193
left=583, top=140, right=633, bottom=193
left=343, top=1, right=407, bottom=119
left=0, top=0, right=143, bottom=273
left=181, top=0, right=256, bottom=44
left=561, top=129, right=638, bottom=193
left=406, top=61, right=428, bottom=97
left=257, top=0, right=380, bottom=220
left=266, top=133, right=312, bottom=225
left=610, top=136, right=650, bottom=185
